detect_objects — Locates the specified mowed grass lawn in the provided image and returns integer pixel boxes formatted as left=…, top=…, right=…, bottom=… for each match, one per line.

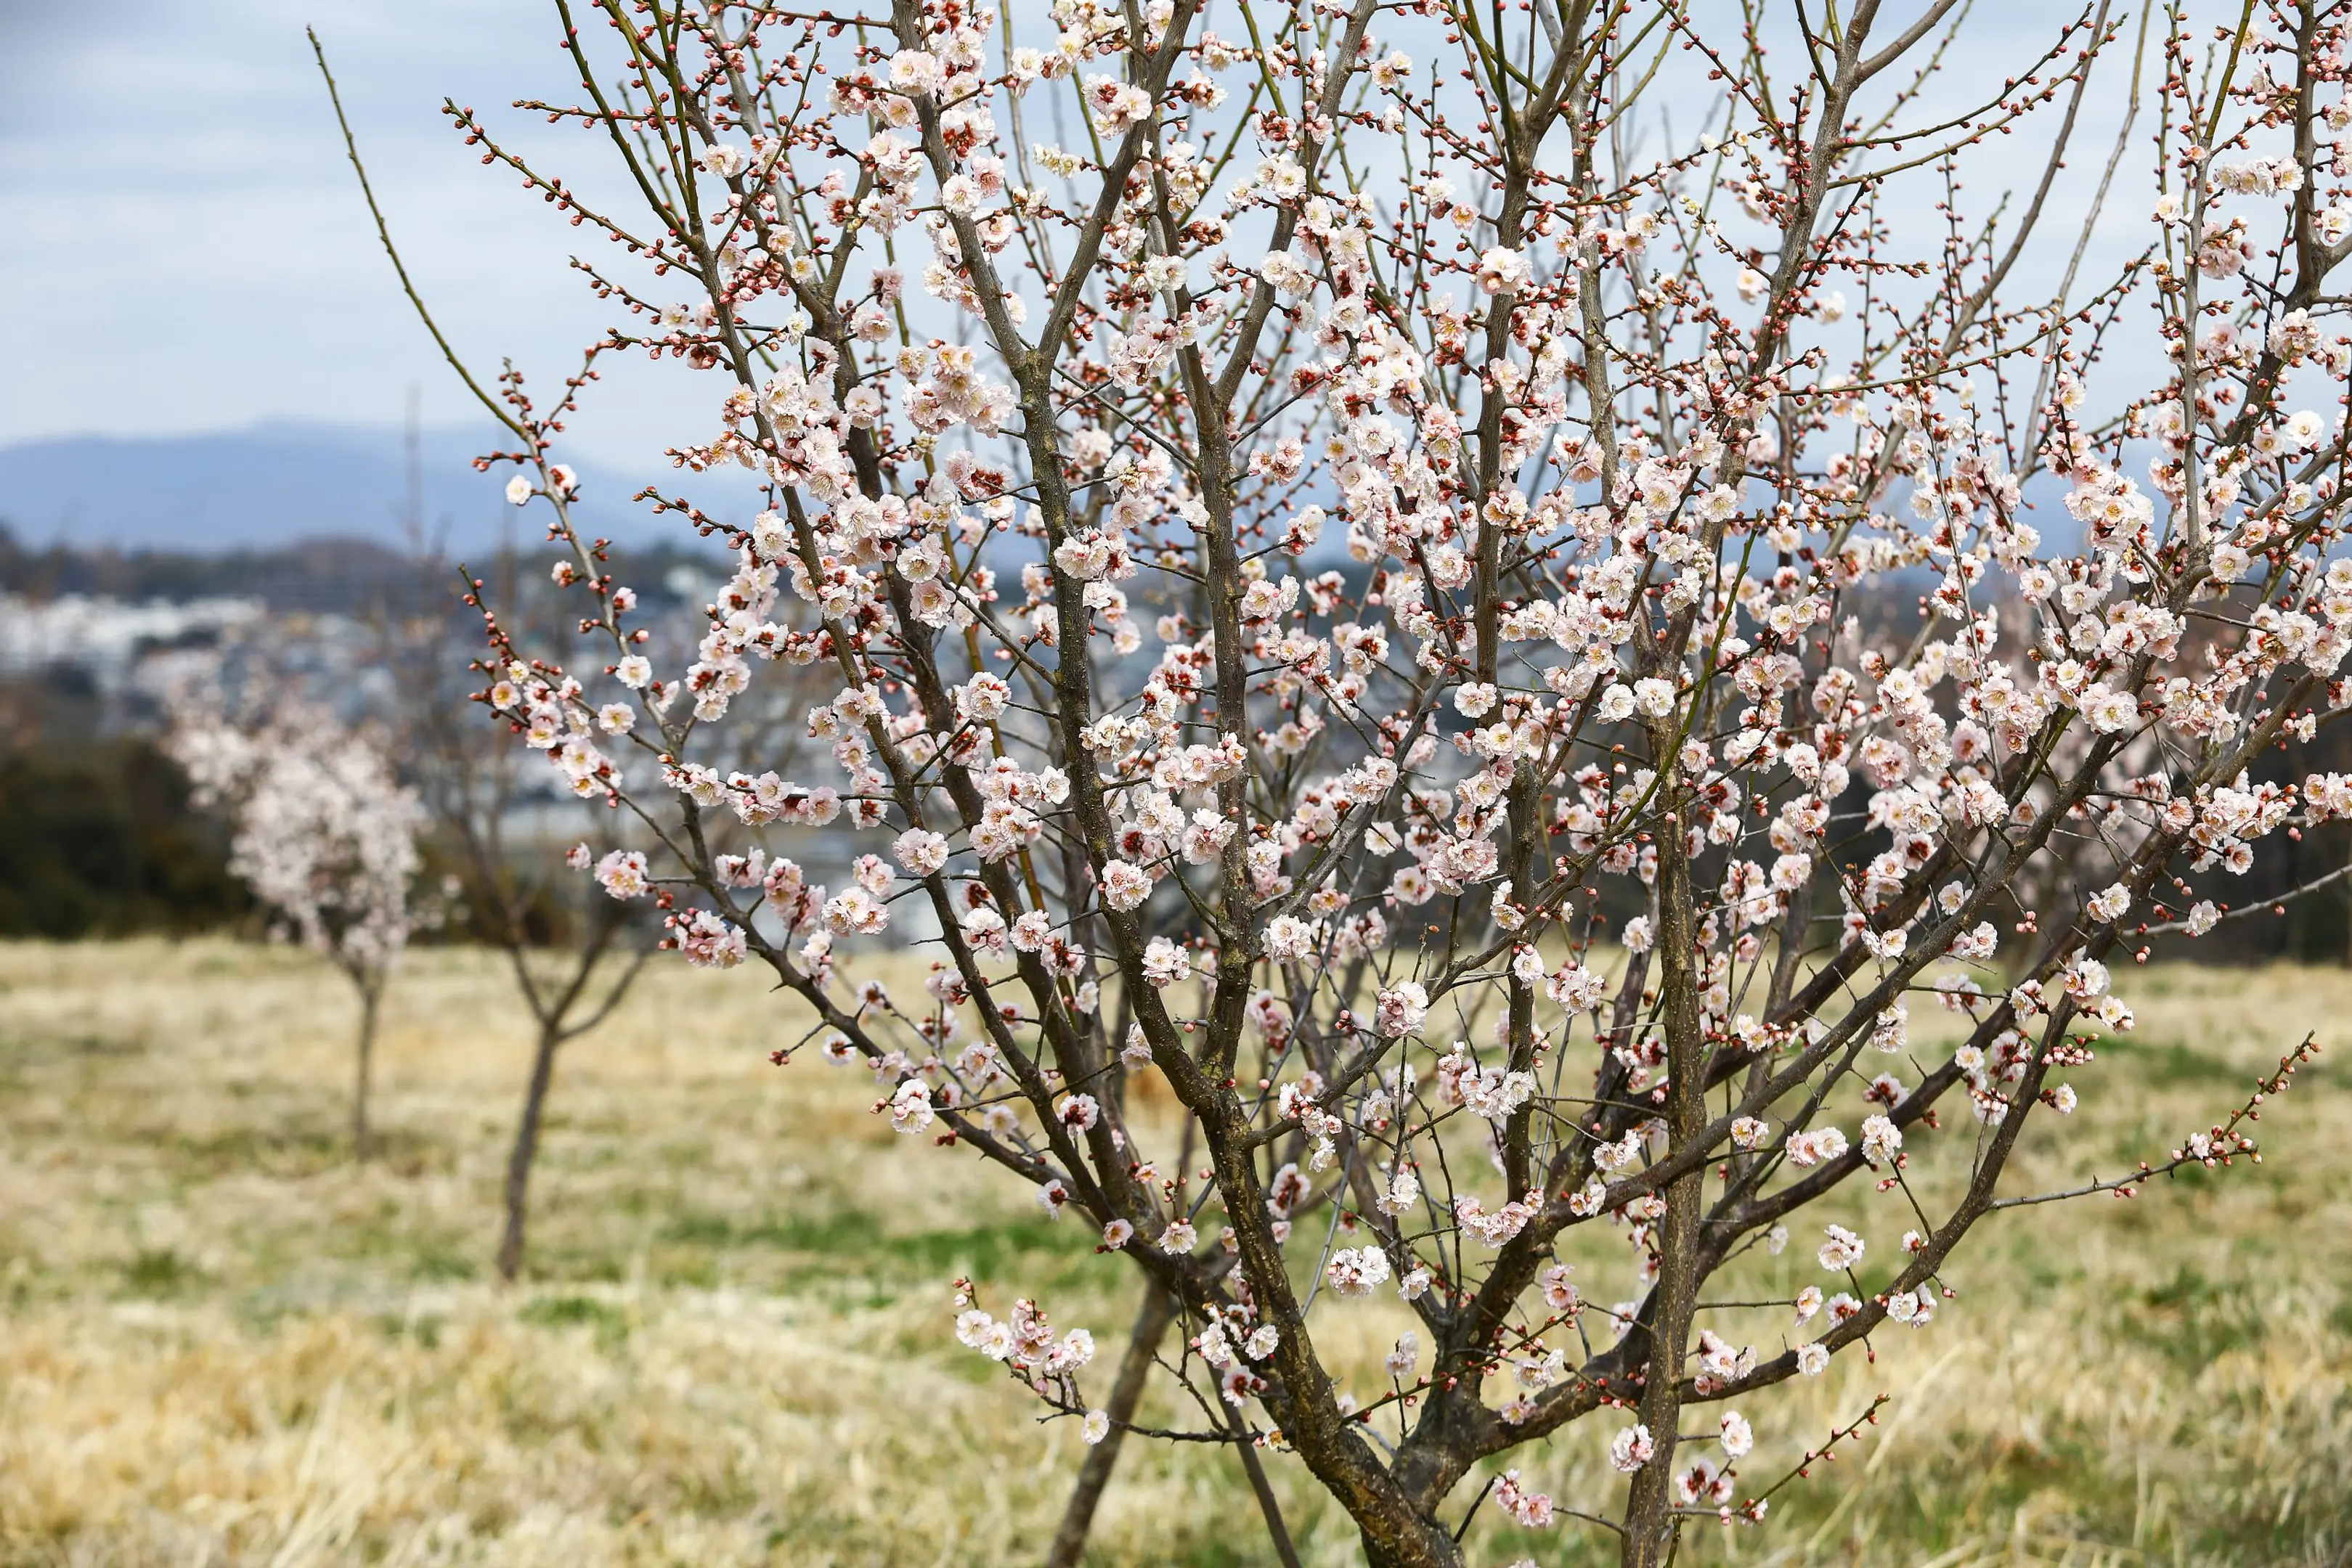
left=3, top=939, right=2351, bottom=1567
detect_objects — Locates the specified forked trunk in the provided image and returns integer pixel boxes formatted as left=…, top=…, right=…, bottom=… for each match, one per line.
left=1359, top=1521, right=1465, bottom=1568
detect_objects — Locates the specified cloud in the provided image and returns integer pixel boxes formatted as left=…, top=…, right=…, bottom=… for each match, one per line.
left=0, top=0, right=2174, bottom=510
left=0, top=0, right=707, bottom=470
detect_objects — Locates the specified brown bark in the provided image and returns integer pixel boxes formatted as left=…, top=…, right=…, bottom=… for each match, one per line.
left=351, top=981, right=381, bottom=1161
left=497, top=1022, right=563, bottom=1282
left=1619, top=792, right=1709, bottom=1568
left=1358, top=1519, right=1465, bottom=1568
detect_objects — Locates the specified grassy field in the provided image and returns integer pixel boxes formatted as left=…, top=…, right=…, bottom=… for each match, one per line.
left=3, top=939, right=2350, bottom=1567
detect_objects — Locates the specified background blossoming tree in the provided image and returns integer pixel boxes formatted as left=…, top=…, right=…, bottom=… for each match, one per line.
left=381, top=536, right=821, bottom=1281
left=171, top=697, right=426, bottom=1159
left=403, top=658, right=656, bottom=1281
left=336, top=0, right=2348, bottom=1559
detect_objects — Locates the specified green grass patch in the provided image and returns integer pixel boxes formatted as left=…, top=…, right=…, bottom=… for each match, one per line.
left=118, top=1246, right=206, bottom=1298
left=519, top=1292, right=632, bottom=1349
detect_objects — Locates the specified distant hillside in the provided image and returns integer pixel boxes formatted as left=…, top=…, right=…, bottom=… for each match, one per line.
left=0, top=423, right=762, bottom=555
left=0, top=420, right=2093, bottom=567
left=0, top=521, right=730, bottom=620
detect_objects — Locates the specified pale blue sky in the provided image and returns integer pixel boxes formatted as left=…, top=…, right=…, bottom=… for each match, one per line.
left=0, top=0, right=706, bottom=465
left=0, top=1, right=2166, bottom=474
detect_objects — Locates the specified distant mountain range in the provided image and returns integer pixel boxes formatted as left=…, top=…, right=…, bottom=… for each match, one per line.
left=0, top=422, right=762, bottom=555
left=0, top=420, right=2095, bottom=565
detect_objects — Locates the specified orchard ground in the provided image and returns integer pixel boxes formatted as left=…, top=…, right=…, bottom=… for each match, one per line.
left=3, top=939, right=2348, bottom=1567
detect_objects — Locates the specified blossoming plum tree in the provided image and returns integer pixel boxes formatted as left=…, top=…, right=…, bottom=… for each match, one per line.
left=339, top=0, right=2348, bottom=1559
left=171, top=696, right=426, bottom=1159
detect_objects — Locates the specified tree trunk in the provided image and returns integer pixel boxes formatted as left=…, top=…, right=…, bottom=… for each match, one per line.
left=1359, top=1521, right=1465, bottom=1568
left=498, top=1023, right=563, bottom=1282
left=351, top=983, right=381, bottom=1161
left=1045, top=1286, right=1174, bottom=1568
left=1620, top=790, right=1709, bottom=1567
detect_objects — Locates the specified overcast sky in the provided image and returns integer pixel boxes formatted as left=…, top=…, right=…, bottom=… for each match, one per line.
left=1, top=1, right=2162, bottom=475
left=0, top=0, right=716, bottom=466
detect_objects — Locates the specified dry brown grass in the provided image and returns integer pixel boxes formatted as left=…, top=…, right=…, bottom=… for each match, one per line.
left=1, top=940, right=2348, bottom=1567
